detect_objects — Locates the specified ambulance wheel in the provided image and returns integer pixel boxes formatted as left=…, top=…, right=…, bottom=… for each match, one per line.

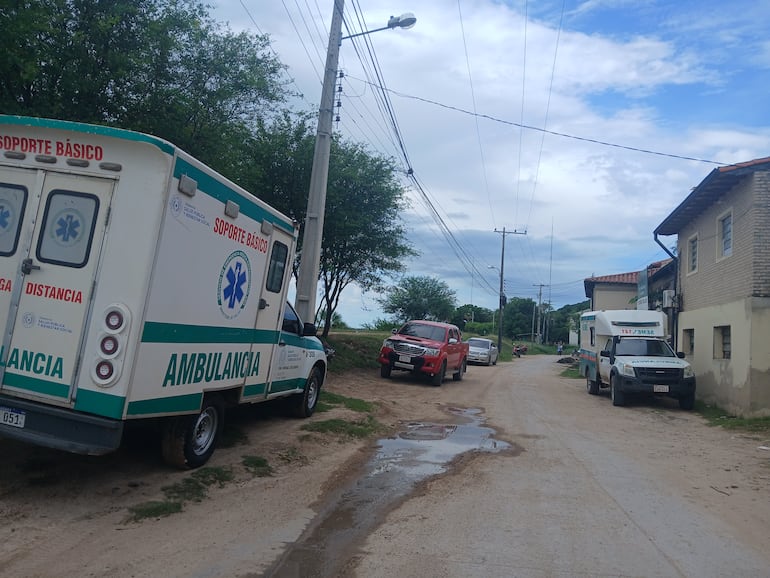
left=610, top=375, right=626, bottom=407
left=679, top=393, right=695, bottom=411
left=293, top=367, right=321, bottom=418
left=586, top=375, right=599, bottom=395
left=161, top=398, right=224, bottom=469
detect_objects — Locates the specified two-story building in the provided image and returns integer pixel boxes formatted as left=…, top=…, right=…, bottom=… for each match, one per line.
left=654, top=157, right=770, bottom=417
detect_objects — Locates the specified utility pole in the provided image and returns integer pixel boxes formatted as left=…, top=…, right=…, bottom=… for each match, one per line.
left=294, top=0, right=344, bottom=325
left=494, top=227, right=525, bottom=351
left=533, top=283, right=547, bottom=344
left=293, top=3, right=415, bottom=325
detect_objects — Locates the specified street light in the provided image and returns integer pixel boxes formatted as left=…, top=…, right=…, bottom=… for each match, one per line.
left=294, top=2, right=416, bottom=325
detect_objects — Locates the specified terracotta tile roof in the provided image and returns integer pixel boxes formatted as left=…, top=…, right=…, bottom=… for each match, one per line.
left=583, top=259, right=674, bottom=298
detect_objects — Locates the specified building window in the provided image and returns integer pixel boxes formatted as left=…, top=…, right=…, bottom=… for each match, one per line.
left=683, top=328, right=694, bottom=355
left=718, top=211, right=732, bottom=258
left=688, top=235, right=698, bottom=273
left=713, top=325, right=731, bottom=359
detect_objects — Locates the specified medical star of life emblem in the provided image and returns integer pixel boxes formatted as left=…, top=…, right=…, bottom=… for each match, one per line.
left=217, top=250, right=251, bottom=319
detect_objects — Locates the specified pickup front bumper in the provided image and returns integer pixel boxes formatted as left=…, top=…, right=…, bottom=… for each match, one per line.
left=379, top=350, right=442, bottom=375
left=614, top=375, right=696, bottom=397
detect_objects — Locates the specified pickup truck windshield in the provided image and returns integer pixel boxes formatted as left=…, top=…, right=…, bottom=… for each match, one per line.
left=616, top=338, right=675, bottom=357
left=399, top=323, right=447, bottom=342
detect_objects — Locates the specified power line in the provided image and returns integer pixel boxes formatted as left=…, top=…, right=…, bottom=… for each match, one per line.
left=347, top=76, right=725, bottom=166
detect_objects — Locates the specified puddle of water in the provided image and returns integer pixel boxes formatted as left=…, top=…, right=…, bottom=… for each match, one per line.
left=265, top=408, right=511, bottom=577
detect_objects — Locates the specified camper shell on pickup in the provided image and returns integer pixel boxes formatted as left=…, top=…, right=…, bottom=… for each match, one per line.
left=578, top=310, right=696, bottom=409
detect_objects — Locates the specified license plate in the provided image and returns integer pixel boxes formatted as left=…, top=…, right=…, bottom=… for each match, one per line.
left=398, top=355, right=411, bottom=363
left=0, top=406, right=25, bottom=428
left=653, top=384, right=669, bottom=393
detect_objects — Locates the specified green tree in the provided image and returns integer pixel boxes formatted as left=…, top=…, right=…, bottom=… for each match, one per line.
left=379, top=276, right=457, bottom=324
left=0, top=0, right=285, bottom=167
left=502, top=297, right=537, bottom=341
left=316, top=141, right=415, bottom=336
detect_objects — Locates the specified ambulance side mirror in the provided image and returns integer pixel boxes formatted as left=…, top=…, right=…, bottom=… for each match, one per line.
left=600, top=349, right=611, bottom=358
left=676, top=351, right=685, bottom=359
left=302, top=322, right=318, bottom=337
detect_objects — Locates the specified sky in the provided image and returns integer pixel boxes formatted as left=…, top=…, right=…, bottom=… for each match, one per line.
left=209, top=0, right=770, bottom=327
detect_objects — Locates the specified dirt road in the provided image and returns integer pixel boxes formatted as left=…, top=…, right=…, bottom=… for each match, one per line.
left=1, top=356, right=769, bottom=577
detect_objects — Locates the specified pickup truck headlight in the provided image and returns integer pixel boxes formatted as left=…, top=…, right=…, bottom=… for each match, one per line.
left=620, top=363, right=636, bottom=377
left=683, top=365, right=695, bottom=378
left=423, top=347, right=440, bottom=357
left=382, top=339, right=395, bottom=349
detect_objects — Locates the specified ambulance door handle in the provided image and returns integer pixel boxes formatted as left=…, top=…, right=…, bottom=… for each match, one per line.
left=21, top=258, right=40, bottom=274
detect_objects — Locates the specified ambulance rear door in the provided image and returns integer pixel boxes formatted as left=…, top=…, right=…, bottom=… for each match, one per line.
left=0, top=167, right=114, bottom=406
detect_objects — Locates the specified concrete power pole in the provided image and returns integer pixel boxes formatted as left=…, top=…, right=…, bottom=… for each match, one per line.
left=493, top=227, right=525, bottom=351
left=533, top=283, right=547, bottom=344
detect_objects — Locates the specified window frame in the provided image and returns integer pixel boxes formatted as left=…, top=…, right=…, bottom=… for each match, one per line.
left=35, top=189, right=100, bottom=269
left=0, top=182, right=28, bottom=257
left=713, top=325, right=731, bottom=360
left=717, top=209, right=733, bottom=260
left=687, top=234, right=698, bottom=274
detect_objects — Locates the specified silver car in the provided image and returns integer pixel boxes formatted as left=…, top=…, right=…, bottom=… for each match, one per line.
left=466, top=337, right=499, bottom=366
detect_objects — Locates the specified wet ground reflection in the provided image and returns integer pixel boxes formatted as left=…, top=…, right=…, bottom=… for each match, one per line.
left=265, top=408, right=511, bottom=577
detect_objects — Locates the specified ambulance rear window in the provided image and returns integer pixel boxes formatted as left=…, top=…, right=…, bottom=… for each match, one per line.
left=0, top=183, right=27, bottom=256
left=36, top=190, right=99, bottom=268
left=266, top=241, right=288, bottom=293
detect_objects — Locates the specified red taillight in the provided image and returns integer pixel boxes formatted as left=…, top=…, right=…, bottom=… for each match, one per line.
left=95, top=360, right=114, bottom=381
left=105, top=309, right=124, bottom=331
left=100, top=335, right=119, bottom=356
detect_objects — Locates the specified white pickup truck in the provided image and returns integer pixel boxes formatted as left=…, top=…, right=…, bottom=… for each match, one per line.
left=578, top=310, right=696, bottom=409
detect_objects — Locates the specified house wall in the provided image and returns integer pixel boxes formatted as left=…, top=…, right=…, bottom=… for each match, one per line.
left=677, top=175, right=757, bottom=311
left=592, top=285, right=635, bottom=311
left=674, top=170, right=770, bottom=417
left=678, top=299, right=754, bottom=416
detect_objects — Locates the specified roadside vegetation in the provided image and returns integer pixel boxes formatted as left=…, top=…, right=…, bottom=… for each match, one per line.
left=127, top=387, right=381, bottom=522
left=696, top=402, right=770, bottom=434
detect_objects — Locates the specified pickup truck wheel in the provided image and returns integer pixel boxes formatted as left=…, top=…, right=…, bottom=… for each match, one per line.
left=161, top=397, right=224, bottom=469
left=380, top=364, right=392, bottom=378
left=431, top=361, right=446, bottom=386
left=586, top=375, right=599, bottom=395
left=610, top=375, right=626, bottom=407
left=453, top=358, right=467, bottom=381
left=679, top=393, right=695, bottom=411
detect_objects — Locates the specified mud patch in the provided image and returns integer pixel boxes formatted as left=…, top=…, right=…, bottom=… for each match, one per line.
left=264, top=407, right=513, bottom=577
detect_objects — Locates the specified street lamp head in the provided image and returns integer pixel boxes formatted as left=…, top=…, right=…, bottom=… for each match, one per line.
left=387, top=13, right=417, bottom=29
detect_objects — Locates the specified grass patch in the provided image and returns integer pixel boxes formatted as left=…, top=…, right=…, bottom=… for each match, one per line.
left=161, top=466, right=234, bottom=503
left=242, top=455, right=273, bottom=477
left=324, top=333, right=386, bottom=371
left=301, top=415, right=381, bottom=439
left=696, top=401, right=770, bottom=434
left=560, top=366, right=581, bottom=379
left=320, top=391, right=374, bottom=413
left=127, top=500, right=183, bottom=521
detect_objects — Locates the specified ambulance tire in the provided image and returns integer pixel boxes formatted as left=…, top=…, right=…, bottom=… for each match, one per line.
left=293, top=367, right=322, bottom=418
left=586, top=375, right=599, bottom=395
left=610, top=375, right=626, bottom=407
left=161, top=398, right=224, bottom=469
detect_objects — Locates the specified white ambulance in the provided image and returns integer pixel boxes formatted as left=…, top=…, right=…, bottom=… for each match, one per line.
left=578, top=310, right=695, bottom=409
left=0, top=115, right=327, bottom=467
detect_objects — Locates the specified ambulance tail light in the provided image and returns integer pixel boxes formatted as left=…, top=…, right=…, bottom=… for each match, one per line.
left=100, top=335, right=119, bottom=357
left=92, top=304, right=131, bottom=387
left=95, top=360, right=115, bottom=381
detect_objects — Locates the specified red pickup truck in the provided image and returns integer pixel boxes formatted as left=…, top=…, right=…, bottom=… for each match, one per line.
left=377, top=320, right=469, bottom=386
